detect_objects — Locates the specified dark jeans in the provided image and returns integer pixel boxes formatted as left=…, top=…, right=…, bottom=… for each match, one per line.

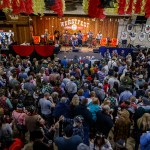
left=83, top=126, right=90, bottom=146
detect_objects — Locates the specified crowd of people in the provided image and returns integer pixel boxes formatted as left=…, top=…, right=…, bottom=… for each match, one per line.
left=0, top=49, right=150, bottom=150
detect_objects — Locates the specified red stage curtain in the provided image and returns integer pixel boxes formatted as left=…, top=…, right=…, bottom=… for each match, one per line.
left=35, top=45, right=54, bottom=57
left=13, top=45, right=34, bottom=56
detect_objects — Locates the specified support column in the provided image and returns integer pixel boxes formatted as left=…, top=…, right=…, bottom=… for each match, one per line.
left=13, top=23, right=18, bottom=42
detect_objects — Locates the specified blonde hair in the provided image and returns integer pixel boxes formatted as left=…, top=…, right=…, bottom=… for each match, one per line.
left=102, top=99, right=110, bottom=106
left=137, top=113, right=150, bottom=131
left=90, top=91, right=96, bottom=97
left=92, top=97, right=99, bottom=105
left=71, top=95, right=80, bottom=106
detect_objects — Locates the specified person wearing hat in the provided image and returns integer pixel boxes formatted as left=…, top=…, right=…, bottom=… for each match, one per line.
left=12, top=103, right=27, bottom=135
left=61, top=115, right=84, bottom=140
left=77, top=143, right=89, bottom=150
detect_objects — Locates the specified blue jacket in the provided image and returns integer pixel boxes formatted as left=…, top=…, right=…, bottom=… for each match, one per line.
left=88, top=103, right=101, bottom=121
left=140, top=132, right=150, bottom=150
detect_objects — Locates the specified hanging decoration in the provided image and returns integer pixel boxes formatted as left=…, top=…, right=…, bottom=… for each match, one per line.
left=32, top=0, right=45, bottom=16
left=139, top=32, right=146, bottom=41
left=88, top=0, right=105, bottom=19
left=126, top=0, right=134, bottom=14
left=19, top=0, right=26, bottom=13
left=25, top=0, right=34, bottom=15
left=145, top=0, right=150, bottom=18
left=121, top=32, right=128, bottom=40
left=62, top=0, right=66, bottom=13
left=141, top=0, right=146, bottom=15
left=145, top=24, right=150, bottom=33
left=2, top=0, right=11, bottom=13
left=50, top=0, right=63, bottom=16
left=12, top=0, right=20, bottom=14
left=129, top=32, right=137, bottom=41
left=127, top=24, right=133, bottom=32
left=118, top=0, right=126, bottom=15
left=135, top=0, right=142, bottom=14
left=82, top=0, right=88, bottom=13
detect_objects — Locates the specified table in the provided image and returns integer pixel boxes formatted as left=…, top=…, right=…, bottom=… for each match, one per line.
left=12, top=45, right=54, bottom=57
left=99, top=46, right=133, bottom=56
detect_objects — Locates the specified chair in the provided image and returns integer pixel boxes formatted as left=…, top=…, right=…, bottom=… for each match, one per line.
left=33, top=36, right=40, bottom=45
left=100, top=38, right=107, bottom=46
left=110, top=38, right=118, bottom=47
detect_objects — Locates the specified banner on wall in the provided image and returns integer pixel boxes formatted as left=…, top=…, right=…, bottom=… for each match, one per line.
left=121, top=32, right=128, bottom=40
left=127, top=24, right=133, bottom=33
left=129, top=32, right=137, bottom=41
left=139, top=32, right=146, bottom=41
left=148, top=34, right=150, bottom=41
left=145, top=25, right=150, bottom=33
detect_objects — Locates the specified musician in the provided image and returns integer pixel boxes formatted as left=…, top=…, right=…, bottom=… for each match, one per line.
left=87, top=30, right=93, bottom=48
left=77, top=30, right=83, bottom=48
left=96, top=31, right=102, bottom=46
left=63, top=30, right=69, bottom=45
left=44, top=29, right=49, bottom=44
left=54, top=30, right=60, bottom=44
left=71, top=33, right=77, bottom=49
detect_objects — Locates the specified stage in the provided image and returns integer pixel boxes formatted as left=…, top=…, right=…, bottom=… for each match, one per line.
left=1, top=45, right=133, bottom=60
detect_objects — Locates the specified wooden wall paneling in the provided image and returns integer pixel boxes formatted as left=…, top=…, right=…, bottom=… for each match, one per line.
left=31, top=16, right=119, bottom=39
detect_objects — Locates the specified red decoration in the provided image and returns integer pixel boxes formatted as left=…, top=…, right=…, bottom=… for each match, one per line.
left=145, top=0, right=150, bottom=18
left=12, top=0, right=20, bottom=14
left=35, top=45, right=54, bottom=57
left=126, top=0, right=133, bottom=14
left=118, top=0, right=126, bottom=15
left=25, top=0, right=33, bottom=14
left=50, top=0, right=63, bottom=16
left=13, top=45, right=34, bottom=56
left=2, top=0, right=11, bottom=9
left=135, top=0, right=142, bottom=14
left=19, top=0, right=26, bottom=13
left=88, top=0, right=105, bottom=19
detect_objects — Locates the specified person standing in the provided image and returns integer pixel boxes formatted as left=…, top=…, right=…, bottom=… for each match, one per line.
left=88, top=30, right=93, bottom=48
left=77, top=30, right=83, bottom=48
left=96, top=31, right=102, bottom=46
left=38, top=92, right=55, bottom=126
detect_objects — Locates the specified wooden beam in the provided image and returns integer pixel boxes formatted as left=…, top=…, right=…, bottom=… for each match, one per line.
left=0, top=21, right=29, bottom=25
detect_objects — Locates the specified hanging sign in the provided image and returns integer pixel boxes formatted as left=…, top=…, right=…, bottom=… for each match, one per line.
left=129, top=32, right=137, bottom=41
left=127, top=24, right=133, bottom=33
left=61, top=19, right=89, bottom=31
left=121, top=32, right=128, bottom=40
left=145, top=24, right=150, bottom=34
left=139, top=32, right=146, bottom=41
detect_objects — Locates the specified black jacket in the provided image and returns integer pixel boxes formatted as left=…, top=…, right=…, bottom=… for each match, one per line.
left=73, top=104, right=94, bottom=126
left=96, top=111, right=113, bottom=137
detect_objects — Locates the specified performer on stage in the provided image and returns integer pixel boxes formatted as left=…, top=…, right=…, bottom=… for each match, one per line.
left=71, top=33, right=77, bottom=49
left=96, top=31, right=102, bottom=46
left=54, top=30, right=60, bottom=44
left=87, top=30, right=93, bottom=48
left=63, top=30, right=69, bottom=45
left=44, top=29, right=49, bottom=44
left=77, top=30, right=83, bottom=48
